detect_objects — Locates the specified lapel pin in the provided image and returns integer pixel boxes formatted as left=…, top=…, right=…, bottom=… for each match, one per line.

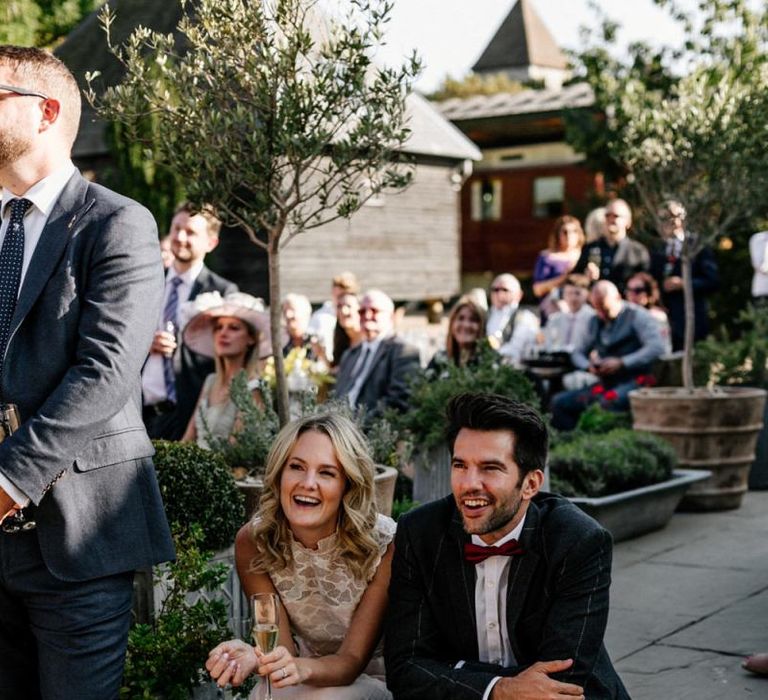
left=68, top=215, right=78, bottom=230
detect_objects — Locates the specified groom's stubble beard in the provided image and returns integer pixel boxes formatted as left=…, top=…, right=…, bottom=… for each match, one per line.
left=460, top=487, right=524, bottom=538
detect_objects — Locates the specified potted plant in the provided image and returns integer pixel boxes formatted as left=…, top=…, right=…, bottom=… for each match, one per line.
left=398, top=345, right=539, bottom=503
left=549, top=414, right=709, bottom=541
left=693, top=304, right=768, bottom=491
left=580, top=2, right=768, bottom=509
left=126, top=442, right=246, bottom=700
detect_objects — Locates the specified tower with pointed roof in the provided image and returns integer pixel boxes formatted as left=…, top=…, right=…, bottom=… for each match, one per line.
left=472, top=0, right=569, bottom=89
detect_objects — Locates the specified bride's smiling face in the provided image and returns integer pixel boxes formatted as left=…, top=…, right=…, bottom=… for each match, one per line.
left=279, top=430, right=347, bottom=547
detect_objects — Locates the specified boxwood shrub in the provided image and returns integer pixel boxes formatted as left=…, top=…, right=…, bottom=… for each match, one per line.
left=152, top=440, right=245, bottom=552
left=549, top=429, right=677, bottom=498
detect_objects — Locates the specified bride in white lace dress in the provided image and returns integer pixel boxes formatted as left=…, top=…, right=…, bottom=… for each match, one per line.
left=207, top=413, right=395, bottom=699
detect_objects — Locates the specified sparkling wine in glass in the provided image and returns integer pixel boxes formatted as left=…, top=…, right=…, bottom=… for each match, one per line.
left=251, top=593, right=280, bottom=700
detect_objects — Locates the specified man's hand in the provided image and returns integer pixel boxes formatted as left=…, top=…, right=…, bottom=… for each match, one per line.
left=594, top=357, right=623, bottom=375
left=149, top=330, right=177, bottom=357
left=491, top=659, right=584, bottom=699
left=663, top=276, right=683, bottom=292
left=585, top=262, right=600, bottom=281
left=0, top=487, right=19, bottom=523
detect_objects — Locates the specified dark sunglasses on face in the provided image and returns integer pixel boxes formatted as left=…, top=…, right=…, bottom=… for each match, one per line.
left=491, top=287, right=511, bottom=293
left=0, top=83, right=49, bottom=100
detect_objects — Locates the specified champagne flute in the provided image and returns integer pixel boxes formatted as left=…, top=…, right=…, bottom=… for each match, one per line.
left=251, top=593, right=280, bottom=700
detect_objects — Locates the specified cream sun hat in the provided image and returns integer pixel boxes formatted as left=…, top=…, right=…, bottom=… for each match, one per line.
left=181, top=291, right=272, bottom=359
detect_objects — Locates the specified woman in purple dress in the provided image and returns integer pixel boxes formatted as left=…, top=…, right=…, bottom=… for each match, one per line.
left=532, top=216, right=585, bottom=321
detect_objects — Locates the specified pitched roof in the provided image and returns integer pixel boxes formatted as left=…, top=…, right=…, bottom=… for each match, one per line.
left=437, top=82, right=594, bottom=122
left=472, top=0, right=567, bottom=74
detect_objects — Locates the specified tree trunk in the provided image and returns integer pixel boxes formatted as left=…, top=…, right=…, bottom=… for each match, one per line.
left=268, top=236, right=290, bottom=426
left=682, top=251, right=695, bottom=389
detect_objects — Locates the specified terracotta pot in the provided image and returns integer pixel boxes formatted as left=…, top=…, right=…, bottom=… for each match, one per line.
left=630, top=387, right=767, bottom=510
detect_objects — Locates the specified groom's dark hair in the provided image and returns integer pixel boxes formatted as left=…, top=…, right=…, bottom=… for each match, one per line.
left=445, top=392, right=548, bottom=476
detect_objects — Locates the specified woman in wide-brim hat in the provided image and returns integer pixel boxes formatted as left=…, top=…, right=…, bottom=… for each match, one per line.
left=180, top=292, right=271, bottom=448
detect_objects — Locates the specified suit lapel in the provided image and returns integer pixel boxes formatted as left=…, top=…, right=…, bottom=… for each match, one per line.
left=447, top=504, right=481, bottom=658
left=336, top=343, right=363, bottom=395
left=506, top=502, right=541, bottom=660
left=357, top=336, right=388, bottom=389
left=11, top=172, right=93, bottom=335
left=188, top=265, right=210, bottom=301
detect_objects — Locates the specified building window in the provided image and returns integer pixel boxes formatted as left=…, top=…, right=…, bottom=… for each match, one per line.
left=471, top=178, right=502, bottom=221
left=533, top=176, right=565, bottom=217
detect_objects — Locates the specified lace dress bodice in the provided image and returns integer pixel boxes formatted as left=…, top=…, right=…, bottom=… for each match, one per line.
left=270, top=514, right=396, bottom=676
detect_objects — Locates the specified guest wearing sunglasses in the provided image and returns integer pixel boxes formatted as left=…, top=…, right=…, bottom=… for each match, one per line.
left=624, top=272, right=672, bottom=355
left=486, top=273, right=539, bottom=367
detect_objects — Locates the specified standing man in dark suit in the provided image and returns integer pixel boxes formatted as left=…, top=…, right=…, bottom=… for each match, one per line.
left=649, top=200, right=719, bottom=351
left=385, top=393, right=629, bottom=700
left=575, top=198, right=650, bottom=294
left=0, top=46, right=174, bottom=699
left=333, top=288, right=420, bottom=417
left=142, top=201, right=238, bottom=440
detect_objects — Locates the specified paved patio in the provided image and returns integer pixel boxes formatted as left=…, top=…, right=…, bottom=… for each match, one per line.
left=607, top=490, right=768, bottom=699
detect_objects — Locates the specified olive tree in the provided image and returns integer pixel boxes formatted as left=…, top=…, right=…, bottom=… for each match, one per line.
left=573, top=0, right=768, bottom=389
left=86, top=0, right=420, bottom=424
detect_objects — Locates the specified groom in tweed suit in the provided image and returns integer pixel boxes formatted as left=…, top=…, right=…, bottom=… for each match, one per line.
left=385, top=393, right=628, bottom=700
left=0, top=46, right=173, bottom=699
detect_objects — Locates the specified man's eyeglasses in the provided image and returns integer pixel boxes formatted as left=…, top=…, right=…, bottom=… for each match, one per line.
left=491, top=287, right=511, bottom=293
left=0, top=83, right=49, bottom=100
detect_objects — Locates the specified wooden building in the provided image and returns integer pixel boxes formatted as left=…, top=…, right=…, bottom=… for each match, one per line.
left=436, top=0, right=600, bottom=287
left=55, top=0, right=480, bottom=303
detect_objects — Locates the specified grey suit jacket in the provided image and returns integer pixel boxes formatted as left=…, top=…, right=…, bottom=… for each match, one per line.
left=385, top=494, right=629, bottom=700
left=332, top=335, right=420, bottom=416
left=0, top=172, right=174, bottom=581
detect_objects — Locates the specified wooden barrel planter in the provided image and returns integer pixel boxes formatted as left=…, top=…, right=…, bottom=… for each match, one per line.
left=630, top=387, right=767, bottom=510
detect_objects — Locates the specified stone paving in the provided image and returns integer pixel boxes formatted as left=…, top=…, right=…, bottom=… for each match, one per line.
left=607, top=490, right=768, bottom=699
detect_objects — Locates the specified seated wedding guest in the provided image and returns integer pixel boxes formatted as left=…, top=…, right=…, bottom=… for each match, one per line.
left=624, top=272, right=672, bottom=354
left=282, top=293, right=322, bottom=361
left=486, top=273, right=539, bottom=366
left=427, top=295, right=488, bottom=372
left=309, top=271, right=360, bottom=363
left=532, top=216, right=585, bottom=321
left=333, top=289, right=420, bottom=417
left=551, top=281, right=666, bottom=431
left=331, top=292, right=362, bottom=370
left=180, top=292, right=270, bottom=448
left=385, top=393, right=630, bottom=700
left=541, top=274, right=595, bottom=352
left=207, top=413, right=396, bottom=699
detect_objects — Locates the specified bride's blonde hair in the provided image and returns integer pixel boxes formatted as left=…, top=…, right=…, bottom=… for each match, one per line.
left=249, top=413, right=381, bottom=581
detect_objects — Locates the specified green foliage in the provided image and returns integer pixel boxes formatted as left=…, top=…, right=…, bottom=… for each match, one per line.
left=0, top=0, right=100, bottom=47
left=87, top=0, right=421, bottom=424
left=102, top=120, right=185, bottom=235
left=206, top=371, right=403, bottom=476
left=549, top=429, right=676, bottom=498
left=121, top=525, right=230, bottom=700
left=205, top=372, right=280, bottom=477
left=391, top=496, right=419, bottom=522
left=575, top=403, right=632, bottom=435
left=399, top=344, right=539, bottom=452
left=567, top=0, right=768, bottom=387
left=152, top=440, right=245, bottom=552
left=694, top=304, right=768, bottom=389
left=429, top=72, right=527, bottom=101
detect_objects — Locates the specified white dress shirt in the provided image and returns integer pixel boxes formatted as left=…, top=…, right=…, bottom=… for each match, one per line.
left=0, top=161, right=77, bottom=506
left=455, top=514, right=527, bottom=700
left=346, top=334, right=384, bottom=408
left=141, top=260, right=204, bottom=406
left=750, top=231, right=768, bottom=297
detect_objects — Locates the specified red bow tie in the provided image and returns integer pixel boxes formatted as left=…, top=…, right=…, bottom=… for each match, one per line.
left=464, top=539, right=524, bottom=564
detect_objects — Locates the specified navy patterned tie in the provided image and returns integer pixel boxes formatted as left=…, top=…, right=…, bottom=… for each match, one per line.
left=0, top=198, right=32, bottom=380
left=162, top=276, right=183, bottom=403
